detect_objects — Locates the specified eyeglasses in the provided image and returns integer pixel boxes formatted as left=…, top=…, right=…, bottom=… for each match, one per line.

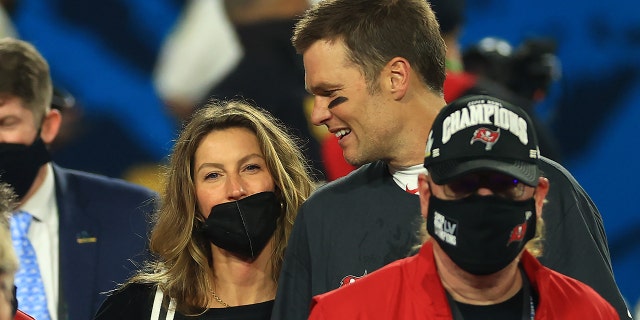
left=442, top=172, right=526, bottom=199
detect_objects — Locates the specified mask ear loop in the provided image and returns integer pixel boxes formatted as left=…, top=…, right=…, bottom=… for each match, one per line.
left=194, top=216, right=204, bottom=224
left=194, top=204, right=207, bottom=225
left=274, top=186, right=285, bottom=208
left=194, top=206, right=214, bottom=266
left=273, top=186, right=286, bottom=222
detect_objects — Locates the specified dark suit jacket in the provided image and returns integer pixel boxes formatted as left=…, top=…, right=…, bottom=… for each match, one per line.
left=53, top=164, right=157, bottom=320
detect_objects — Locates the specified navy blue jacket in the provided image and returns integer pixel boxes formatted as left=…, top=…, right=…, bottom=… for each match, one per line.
left=54, top=164, right=156, bottom=320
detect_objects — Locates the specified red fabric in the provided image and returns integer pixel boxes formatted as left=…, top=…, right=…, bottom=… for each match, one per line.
left=443, top=71, right=477, bottom=103
left=309, top=242, right=619, bottom=320
left=14, top=310, right=35, bottom=320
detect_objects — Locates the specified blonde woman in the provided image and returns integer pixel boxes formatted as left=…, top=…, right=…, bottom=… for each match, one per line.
left=94, top=100, right=315, bottom=319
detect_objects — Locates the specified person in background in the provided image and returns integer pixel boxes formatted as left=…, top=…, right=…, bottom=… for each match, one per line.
left=307, top=95, right=618, bottom=319
left=94, top=100, right=315, bottom=319
left=153, top=0, right=242, bottom=121
left=433, top=0, right=564, bottom=162
left=0, top=37, right=157, bottom=320
left=0, top=0, right=18, bottom=38
left=271, top=0, right=631, bottom=319
left=461, top=36, right=564, bottom=162
left=206, top=0, right=326, bottom=181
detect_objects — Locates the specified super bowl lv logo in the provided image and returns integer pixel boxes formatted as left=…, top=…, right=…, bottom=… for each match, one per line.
left=433, top=211, right=457, bottom=246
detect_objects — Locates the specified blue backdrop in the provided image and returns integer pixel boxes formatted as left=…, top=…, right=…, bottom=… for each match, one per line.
left=461, top=0, right=640, bottom=310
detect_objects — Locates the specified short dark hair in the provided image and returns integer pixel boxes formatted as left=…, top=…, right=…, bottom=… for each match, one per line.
left=292, top=0, right=446, bottom=94
left=0, top=38, right=53, bottom=123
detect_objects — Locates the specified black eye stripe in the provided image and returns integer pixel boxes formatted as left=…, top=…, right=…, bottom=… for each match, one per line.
left=328, top=96, right=348, bottom=109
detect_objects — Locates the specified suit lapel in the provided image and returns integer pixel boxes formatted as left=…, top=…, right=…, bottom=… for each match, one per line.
left=54, top=165, right=99, bottom=319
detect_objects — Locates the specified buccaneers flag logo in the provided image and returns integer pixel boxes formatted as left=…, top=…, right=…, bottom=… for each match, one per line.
left=339, top=271, right=368, bottom=287
left=507, top=222, right=528, bottom=245
left=471, top=128, right=500, bottom=150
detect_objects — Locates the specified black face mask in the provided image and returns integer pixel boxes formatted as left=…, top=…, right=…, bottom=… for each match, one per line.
left=201, top=191, right=280, bottom=260
left=0, top=137, right=51, bottom=200
left=427, top=194, right=537, bottom=275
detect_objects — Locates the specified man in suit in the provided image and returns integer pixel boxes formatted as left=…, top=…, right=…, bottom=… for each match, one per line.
left=0, top=37, right=156, bottom=320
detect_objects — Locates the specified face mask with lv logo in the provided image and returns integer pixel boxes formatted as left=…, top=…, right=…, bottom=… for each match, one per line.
left=427, top=194, right=537, bottom=275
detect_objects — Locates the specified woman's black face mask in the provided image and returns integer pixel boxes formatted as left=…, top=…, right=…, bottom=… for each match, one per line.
left=200, top=191, right=280, bottom=260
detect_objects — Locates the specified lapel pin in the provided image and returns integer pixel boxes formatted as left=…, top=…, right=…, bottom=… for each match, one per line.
left=76, top=231, right=97, bottom=244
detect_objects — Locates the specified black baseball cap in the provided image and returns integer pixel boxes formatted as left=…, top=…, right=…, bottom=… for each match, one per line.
left=424, top=95, right=541, bottom=186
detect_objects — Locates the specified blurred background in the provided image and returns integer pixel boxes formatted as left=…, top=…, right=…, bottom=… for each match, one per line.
left=458, top=0, right=640, bottom=313
left=2, top=0, right=639, bottom=314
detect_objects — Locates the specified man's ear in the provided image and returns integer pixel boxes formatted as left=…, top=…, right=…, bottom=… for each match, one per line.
left=534, top=177, right=550, bottom=219
left=418, top=173, right=431, bottom=219
left=386, top=57, right=410, bottom=100
left=40, top=109, right=61, bottom=144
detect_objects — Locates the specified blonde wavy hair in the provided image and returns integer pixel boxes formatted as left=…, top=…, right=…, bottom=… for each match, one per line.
left=128, top=100, right=315, bottom=313
left=0, top=183, right=18, bottom=299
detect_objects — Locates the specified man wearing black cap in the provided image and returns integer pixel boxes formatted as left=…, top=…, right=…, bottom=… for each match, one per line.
left=306, top=95, right=618, bottom=319
left=273, top=1, right=631, bottom=319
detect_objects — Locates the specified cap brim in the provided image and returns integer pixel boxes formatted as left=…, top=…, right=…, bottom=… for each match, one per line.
left=427, top=158, right=540, bottom=186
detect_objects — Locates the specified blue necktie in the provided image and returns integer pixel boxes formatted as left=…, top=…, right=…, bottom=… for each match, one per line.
left=10, top=211, right=51, bottom=320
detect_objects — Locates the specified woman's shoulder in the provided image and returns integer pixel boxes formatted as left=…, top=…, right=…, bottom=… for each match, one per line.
left=93, top=283, right=156, bottom=320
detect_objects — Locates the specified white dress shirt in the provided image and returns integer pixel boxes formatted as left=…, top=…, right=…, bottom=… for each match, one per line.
left=19, top=163, right=59, bottom=320
left=389, top=163, right=427, bottom=195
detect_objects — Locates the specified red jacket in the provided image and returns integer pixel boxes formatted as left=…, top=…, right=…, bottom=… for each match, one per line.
left=14, top=310, right=35, bottom=320
left=309, top=241, right=618, bottom=319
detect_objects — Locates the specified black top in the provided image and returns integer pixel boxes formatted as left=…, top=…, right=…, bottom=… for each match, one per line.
left=450, top=269, right=539, bottom=320
left=94, top=283, right=273, bottom=320
left=455, top=289, right=524, bottom=320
